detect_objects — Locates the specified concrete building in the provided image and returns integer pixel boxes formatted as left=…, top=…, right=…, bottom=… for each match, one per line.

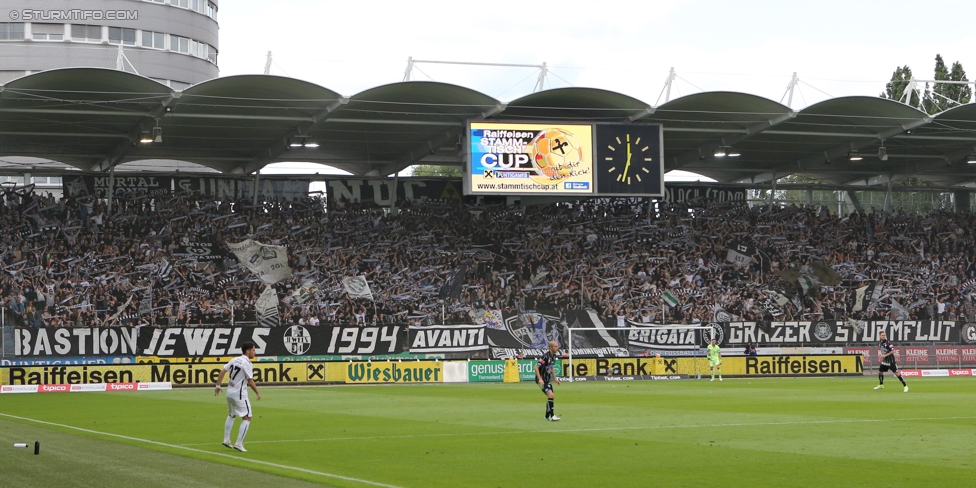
left=0, top=0, right=219, bottom=87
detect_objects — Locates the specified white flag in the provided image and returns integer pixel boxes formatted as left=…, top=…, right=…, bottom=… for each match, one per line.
left=228, top=239, right=293, bottom=284
left=343, top=276, right=374, bottom=300
left=771, top=291, right=790, bottom=307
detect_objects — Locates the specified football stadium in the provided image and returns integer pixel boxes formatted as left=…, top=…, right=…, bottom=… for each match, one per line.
left=2, top=1, right=976, bottom=487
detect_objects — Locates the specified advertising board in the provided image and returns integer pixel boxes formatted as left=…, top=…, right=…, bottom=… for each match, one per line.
left=564, top=355, right=863, bottom=378
left=466, top=122, right=594, bottom=196
left=344, top=361, right=442, bottom=384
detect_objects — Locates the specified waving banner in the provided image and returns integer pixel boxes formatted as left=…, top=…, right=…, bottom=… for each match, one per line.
left=228, top=239, right=293, bottom=284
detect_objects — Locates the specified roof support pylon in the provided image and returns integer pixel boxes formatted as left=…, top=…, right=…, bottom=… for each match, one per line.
left=781, top=72, right=799, bottom=108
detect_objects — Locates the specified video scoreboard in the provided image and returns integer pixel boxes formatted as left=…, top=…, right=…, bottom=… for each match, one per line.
left=464, top=121, right=664, bottom=197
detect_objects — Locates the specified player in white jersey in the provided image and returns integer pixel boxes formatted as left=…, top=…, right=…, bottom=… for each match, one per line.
left=214, top=342, right=261, bottom=452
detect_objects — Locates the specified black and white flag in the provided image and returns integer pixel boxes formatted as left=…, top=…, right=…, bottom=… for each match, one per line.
left=852, top=282, right=876, bottom=312
left=256, top=286, right=280, bottom=328
left=439, top=267, right=467, bottom=300
left=157, top=258, right=172, bottom=279
left=342, top=276, right=374, bottom=300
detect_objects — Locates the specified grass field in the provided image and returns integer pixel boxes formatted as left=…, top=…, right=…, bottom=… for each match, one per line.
left=0, top=377, right=974, bottom=487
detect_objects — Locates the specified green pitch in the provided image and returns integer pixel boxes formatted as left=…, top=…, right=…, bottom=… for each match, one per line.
left=1, top=377, right=974, bottom=487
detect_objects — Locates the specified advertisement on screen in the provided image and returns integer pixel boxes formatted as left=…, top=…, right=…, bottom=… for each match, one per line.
left=466, top=122, right=595, bottom=196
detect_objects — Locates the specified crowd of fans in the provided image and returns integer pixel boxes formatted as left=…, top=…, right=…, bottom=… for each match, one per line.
left=1, top=183, right=974, bottom=329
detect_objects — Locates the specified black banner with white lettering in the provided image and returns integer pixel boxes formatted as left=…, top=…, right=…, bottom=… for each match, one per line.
left=174, top=177, right=310, bottom=202
left=135, top=325, right=406, bottom=358
left=661, top=184, right=747, bottom=205
left=625, top=326, right=707, bottom=350
left=408, top=325, right=488, bottom=353
left=13, top=328, right=139, bottom=357
left=63, top=175, right=172, bottom=200
left=174, top=243, right=224, bottom=263
left=325, top=178, right=472, bottom=209
left=15, top=320, right=965, bottom=359
left=717, top=320, right=961, bottom=346
left=323, top=179, right=748, bottom=209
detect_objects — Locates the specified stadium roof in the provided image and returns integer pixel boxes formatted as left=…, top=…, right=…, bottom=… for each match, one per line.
left=2, top=67, right=976, bottom=186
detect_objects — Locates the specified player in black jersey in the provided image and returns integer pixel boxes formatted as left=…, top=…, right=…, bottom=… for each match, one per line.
left=874, top=330, right=908, bottom=392
left=536, top=340, right=562, bottom=421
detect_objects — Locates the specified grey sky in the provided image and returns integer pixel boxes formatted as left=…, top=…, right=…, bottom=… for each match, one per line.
left=219, top=0, right=976, bottom=108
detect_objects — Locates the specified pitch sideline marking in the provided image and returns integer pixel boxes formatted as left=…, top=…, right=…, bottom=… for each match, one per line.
left=178, top=415, right=976, bottom=446
left=0, top=412, right=400, bottom=488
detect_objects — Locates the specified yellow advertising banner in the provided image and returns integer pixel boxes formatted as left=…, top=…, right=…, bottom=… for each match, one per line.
left=723, top=355, right=863, bottom=375
left=344, top=361, right=443, bottom=384
left=0, top=361, right=348, bottom=387
left=1, top=356, right=862, bottom=386
left=565, top=355, right=863, bottom=377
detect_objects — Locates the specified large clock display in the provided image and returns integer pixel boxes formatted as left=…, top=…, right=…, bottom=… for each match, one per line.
left=595, top=124, right=664, bottom=197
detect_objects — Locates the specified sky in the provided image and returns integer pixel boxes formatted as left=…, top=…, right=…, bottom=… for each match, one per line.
left=215, top=0, right=976, bottom=178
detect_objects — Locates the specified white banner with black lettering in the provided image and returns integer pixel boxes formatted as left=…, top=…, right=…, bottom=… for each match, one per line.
left=409, top=324, right=488, bottom=353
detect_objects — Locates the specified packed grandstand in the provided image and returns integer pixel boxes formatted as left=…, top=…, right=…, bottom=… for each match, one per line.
left=0, top=183, right=971, bottom=332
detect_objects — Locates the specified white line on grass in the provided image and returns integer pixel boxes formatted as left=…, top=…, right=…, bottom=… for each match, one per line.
left=0, top=412, right=401, bottom=488
left=178, top=415, right=976, bottom=446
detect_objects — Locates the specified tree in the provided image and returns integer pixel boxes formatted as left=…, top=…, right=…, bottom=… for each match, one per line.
left=881, top=56, right=970, bottom=114
left=881, top=65, right=921, bottom=108
left=410, top=165, right=462, bottom=177
left=928, top=54, right=971, bottom=113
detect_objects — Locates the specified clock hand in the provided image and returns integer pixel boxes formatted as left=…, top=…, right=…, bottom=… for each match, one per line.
left=622, top=143, right=632, bottom=182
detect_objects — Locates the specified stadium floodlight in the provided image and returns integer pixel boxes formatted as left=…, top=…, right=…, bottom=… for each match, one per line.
left=848, top=150, right=863, bottom=161
left=152, top=126, right=162, bottom=144
left=290, top=138, right=318, bottom=148
left=878, top=146, right=888, bottom=161
left=967, top=154, right=976, bottom=164
left=715, top=146, right=739, bottom=157
left=139, top=132, right=153, bottom=144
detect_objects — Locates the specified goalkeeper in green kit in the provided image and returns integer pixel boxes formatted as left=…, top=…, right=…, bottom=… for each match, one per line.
left=706, top=339, right=722, bottom=382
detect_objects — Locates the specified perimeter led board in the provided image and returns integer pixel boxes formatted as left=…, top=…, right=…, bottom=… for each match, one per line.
left=465, top=122, right=595, bottom=196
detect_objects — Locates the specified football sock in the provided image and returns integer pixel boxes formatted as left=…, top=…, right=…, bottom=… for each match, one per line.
left=236, top=420, right=250, bottom=445
left=711, top=370, right=715, bottom=380
left=878, top=373, right=884, bottom=385
left=897, top=375, right=906, bottom=386
left=223, top=416, right=235, bottom=443
left=546, top=399, right=554, bottom=418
